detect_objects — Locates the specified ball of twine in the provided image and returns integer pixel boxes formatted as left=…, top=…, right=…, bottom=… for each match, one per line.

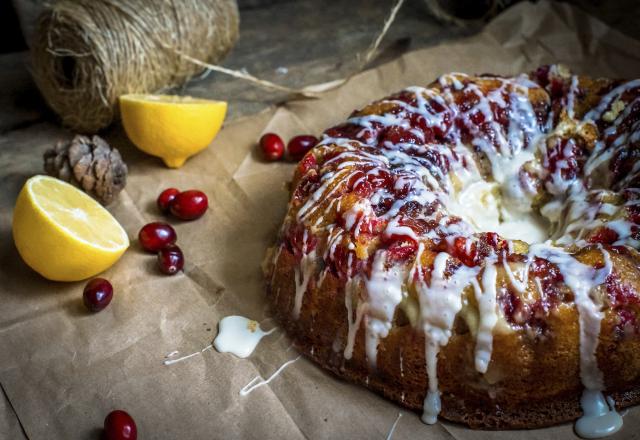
left=31, top=0, right=239, bottom=132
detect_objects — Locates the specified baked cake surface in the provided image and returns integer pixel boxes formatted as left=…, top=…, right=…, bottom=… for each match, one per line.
left=265, top=65, right=640, bottom=432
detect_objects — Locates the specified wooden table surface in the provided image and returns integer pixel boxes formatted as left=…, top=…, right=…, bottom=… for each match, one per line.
left=3, top=0, right=640, bottom=133
left=1, top=0, right=639, bottom=437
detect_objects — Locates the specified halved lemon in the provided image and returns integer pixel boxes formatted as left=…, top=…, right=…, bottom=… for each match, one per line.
left=12, top=175, right=129, bottom=281
left=119, top=94, right=227, bottom=168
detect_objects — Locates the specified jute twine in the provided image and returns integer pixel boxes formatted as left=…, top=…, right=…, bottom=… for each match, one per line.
left=31, top=0, right=239, bottom=132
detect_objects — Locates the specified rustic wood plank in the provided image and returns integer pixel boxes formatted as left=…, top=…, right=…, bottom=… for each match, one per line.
left=2, top=0, right=639, bottom=133
left=0, top=0, right=479, bottom=132
left=0, top=52, right=47, bottom=133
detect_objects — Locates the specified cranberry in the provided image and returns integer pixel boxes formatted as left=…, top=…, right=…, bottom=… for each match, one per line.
left=533, top=65, right=551, bottom=86
left=380, top=126, right=421, bottom=145
left=284, top=223, right=317, bottom=259
left=326, top=243, right=360, bottom=280
left=325, top=123, right=377, bottom=143
left=297, top=153, right=317, bottom=176
left=138, top=222, right=177, bottom=252
left=104, top=410, right=137, bottom=440
left=83, top=278, right=113, bottom=312
left=259, top=133, right=285, bottom=161
left=157, top=245, right=184, bottom=275
left=448, top=236, right=478, bottom=267
left=157, top=188, right=180, bottom=214
left=588, top=227, right=619, bottom=245
left=170, top=190, right=208, bottom=220
left=287, top=135, right=318, bottom=160
left=387, top=240, right=418, bottom=263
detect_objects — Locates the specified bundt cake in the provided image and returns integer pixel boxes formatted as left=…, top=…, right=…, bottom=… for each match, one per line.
left=264, top=65, right=640, bottom=435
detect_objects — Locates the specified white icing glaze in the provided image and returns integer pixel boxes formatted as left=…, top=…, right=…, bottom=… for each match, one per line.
left=422, top=390, right=441, bottom=425
left=502, top=258, right=530, bottom=294
left=293, top=249, right=316, bottom=319
left=567, top=75, right=579, bottom=119
left=446, top=179, right=549, bottom=243
left=472, top=262, right=499, bottom=374
left=575, top=390, right=623, bottom=438
left=413, top=249, right=480, bottom=423
left=528, top=244, right=612, bottom=389
left=163, top=345, right=212, bottom=366
left=364, top=251, right=406, bottom=368
left=385, top=413, right=403, bottom=440
left=344, top=277, right=367, bottom=360
left=239, top=355, right=301, bottom=396
left=213, top=316, right=275, bottom=358
left=293, top=230, right=317, bottom=319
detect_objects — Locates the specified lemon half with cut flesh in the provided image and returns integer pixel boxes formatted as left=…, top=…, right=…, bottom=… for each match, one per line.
left=119, top=94, right=227, bottom=168
left=12, top=176, right=129, bottom=281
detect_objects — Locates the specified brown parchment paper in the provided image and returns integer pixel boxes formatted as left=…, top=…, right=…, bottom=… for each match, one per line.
left=2, top=1, right=640, bottom=439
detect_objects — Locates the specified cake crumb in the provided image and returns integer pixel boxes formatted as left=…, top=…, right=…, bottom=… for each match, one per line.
left=603, top=99, right=625, bottom=122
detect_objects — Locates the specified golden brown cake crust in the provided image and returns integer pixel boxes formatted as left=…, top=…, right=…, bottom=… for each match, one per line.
left=266, top=66, right=640, bottom=429
left=268, top=246, right=640, bottom=429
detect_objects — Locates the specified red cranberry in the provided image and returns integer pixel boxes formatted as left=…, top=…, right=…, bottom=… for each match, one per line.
left=259, top=133, right=285, bottom=161
left=448, top=236, right=478, bottom=267
left=157, top=245, right=184, bottom=275
left=588, top=227, right=619, bottom=245
left=157, top=188, right=180, bottom=214
left=287, top=135, right=318, bottom=160
left=104, top=410, right=137, bottom=440
left=138, top=222, right=177, bottom=252
left=83, top=278, right=113, bottom=312
left=170, top=190, right=208, bottom=220
left=386, top=240, right=418, bottom=263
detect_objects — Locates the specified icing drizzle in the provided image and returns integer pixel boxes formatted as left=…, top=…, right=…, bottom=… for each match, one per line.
left=413, top=249, right=480, bottom=423
left=213, top=316, right=275, bottom=358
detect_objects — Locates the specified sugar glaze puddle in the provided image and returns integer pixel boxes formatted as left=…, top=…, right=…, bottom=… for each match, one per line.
left=213, top=315, right=276, bottom=358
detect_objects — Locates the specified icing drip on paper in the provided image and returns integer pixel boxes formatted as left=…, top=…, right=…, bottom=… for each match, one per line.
left=385, top=413, right=403, bottom=440
left=163, top=345, right=212, bottom=366
left=528, top=244, right=622, bottom=438
left=213, top=316, right=275, bottom=358
left=575, top=390, right=623, bottom=439
left=239, top=355, right=301, bottom=396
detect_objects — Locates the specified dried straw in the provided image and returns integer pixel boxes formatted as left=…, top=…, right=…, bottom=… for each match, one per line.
left=31, top=0, right=239, bottom=132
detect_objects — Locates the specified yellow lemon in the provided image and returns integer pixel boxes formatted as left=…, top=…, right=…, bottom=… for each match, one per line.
left=12, top=176, right=129, bottom=281
left=119, top=94, right=227, bottom=168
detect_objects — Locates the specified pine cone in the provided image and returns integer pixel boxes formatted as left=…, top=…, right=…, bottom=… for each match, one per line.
left=44, top=135, right=128, bottom=205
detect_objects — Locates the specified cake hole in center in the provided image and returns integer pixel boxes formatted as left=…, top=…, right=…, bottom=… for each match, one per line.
left=447, top=180, right=551, bottom=244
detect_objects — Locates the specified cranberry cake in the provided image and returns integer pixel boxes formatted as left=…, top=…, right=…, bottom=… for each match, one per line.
left=264, top=65, right=640, bottom=433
